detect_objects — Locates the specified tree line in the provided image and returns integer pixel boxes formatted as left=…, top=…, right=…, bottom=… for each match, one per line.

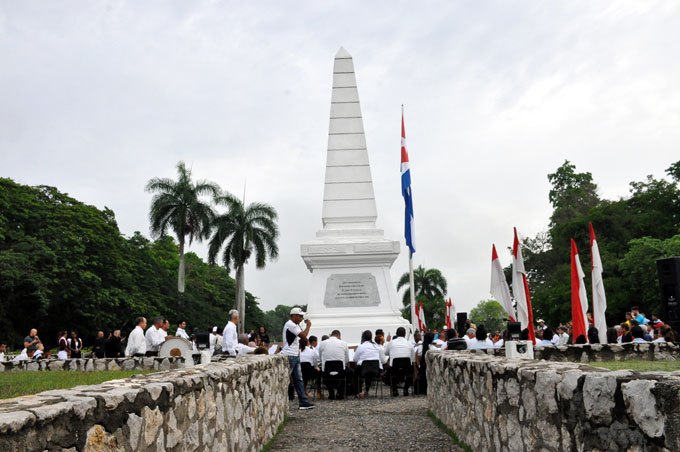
left=0, top=176, right=289, bottom=349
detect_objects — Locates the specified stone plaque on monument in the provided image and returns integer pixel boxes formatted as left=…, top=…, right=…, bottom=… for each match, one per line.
left=323, top=273, right=380, bottom=308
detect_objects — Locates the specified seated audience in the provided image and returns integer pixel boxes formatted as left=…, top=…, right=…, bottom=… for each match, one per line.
left=318, top=329, right=351, bottom=400
left=354, top=330, right=384, bottom=398
left=384, top=327, right=415, bottom=397
left=235, top=334, right=256, bottom=354
left=469, top=325, right=493, bottom=349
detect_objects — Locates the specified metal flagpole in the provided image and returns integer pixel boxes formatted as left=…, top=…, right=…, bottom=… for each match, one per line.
left=409, top=252, right=417, bottom=334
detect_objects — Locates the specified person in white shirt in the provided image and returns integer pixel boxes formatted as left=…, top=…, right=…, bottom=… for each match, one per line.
left=374, top=329, right=389, bottom=366
left=409, top=331, right=421, bottom=347
left=0, top=343, right=5, bottom=362
left=299, top=337, right=320, bottom=398
left=469, top=326, right=494, bottom=349
left=354, top=330, right=385, bottom=398
left=125, top=317, right=147, bottom=357
left=160, top=319, right=170, bottom=339
left=384, top=327, right=416, bottom=397
left=235, top=334, right=256, bottom=354
left=57, top=332, right=68, bottom=360
left=300, top=336, right=320, bottom=367
left=209, top=327, right=220, bottom=355
left=556, top=327, right=570, bottom=346
left=222, top=310, right=239, bottom=355
left=145, top=317, right=166, bottom=356
left=32, top=344, right=45, bottom=360
left=464, top=328, right=477, bottom=349
left=281, top=307, right=315, bottom=410
left=318, top=329, right=351, bottom=399
left=175, top=320, right=190, bottom=340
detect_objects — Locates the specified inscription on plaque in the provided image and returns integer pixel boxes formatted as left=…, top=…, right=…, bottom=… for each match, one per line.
left=323, top=273, right=380, bottom=308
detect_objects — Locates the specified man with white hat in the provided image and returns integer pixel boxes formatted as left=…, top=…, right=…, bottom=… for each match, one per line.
left=282, top=307, right=315, bottom=410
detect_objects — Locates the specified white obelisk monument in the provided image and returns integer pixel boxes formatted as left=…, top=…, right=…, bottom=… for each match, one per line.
left=300, top=47, right=410, bottom=344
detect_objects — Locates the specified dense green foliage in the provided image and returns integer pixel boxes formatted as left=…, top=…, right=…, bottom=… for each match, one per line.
left=514, top=160, right=680, bottom=328
left=469, top=300, right=507, bottom=333
left=397, top=265, right=448, bottom=329
left=0, top=178, right=267, bottom=349
left=0, top=370, right=154, bottom=399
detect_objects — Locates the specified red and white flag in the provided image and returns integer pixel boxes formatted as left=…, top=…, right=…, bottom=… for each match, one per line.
left=417, top=299, right=427, bottom=331
left=589, top=223, right=607, bottom=343
left=445, top=298, right=454, bottom=329
left=512, top=228, right=536, bottom=344
left=571, top=239, right=589, bottom=343
left=491, top=244, right=516, bottom=322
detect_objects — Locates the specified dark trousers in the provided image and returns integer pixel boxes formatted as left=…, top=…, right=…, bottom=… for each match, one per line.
left=389, top=359, right=413, bottom=395
left=359, top=361, right=380, bottom=393
left=323, top=362, right=352, bottom=399
left=145, top=351, right=159, bottom=357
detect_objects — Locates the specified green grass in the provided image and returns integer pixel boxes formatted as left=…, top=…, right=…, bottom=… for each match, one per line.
left=589, top=360, right=680, bottom=372
left=427, top=411, right=473, bottom=452
left=259, top=415, right=287, bottom=452
left=0, top=370, right=155, bottom=399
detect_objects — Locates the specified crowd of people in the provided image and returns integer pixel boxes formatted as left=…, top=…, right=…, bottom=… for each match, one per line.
left=1, top=313, right=276, bottom=363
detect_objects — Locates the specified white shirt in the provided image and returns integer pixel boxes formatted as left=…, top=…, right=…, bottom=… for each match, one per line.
left=469, top=338, right=494, bottom=349
left=300, top=346, right=319, bottom=367
left=653, top=337, right=666, bottom=343
left=126, top=326, right=147, bottom=356
left=0, top=352, right=4, bottom=362
left=317, top=336, right=349, bottom=371
left=536, top=339, right=553, bottom=347
left=33, top=350, right=43, bottom=360
left=268, top=344, right=279, bottom=355
left=465, top=337, right=478, bottom=349
left=494, top=339, right=504, bottom=349
left=551, top=334, right=560, bottom=346
left=13, top=349, right=29, bottom=362
left=433, top=339, right=446, bottom=349
left=209, top=333, right=219, bottom=354
left=559, top=333, right=570, bottom=346
left=160, top=329, right=168, bottom=339
left=145, top=326, right=165, bottom=353
left=175, top=327, right=190, bottom=340
left=222, top=321, right=238, bottom=355
left=214, top=335, right=223, bottom=353
left=353, top=341, right=385, bottom=369
left=384, top=336, right=415, bottom=365
left=281, top=320, right=303, bottom=356
left=235, top=343, right=256, bottom=355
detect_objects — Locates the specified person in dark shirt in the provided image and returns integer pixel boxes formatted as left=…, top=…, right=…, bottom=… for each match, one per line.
left=68, top=331, right=83, bottom=358
left=259, top=326, right=270, bottom=346
left=105, top=330, right=123, bottom=358
left=93, top=331, right=106, bottom=358
left=24, top=329, right=41, bottom=353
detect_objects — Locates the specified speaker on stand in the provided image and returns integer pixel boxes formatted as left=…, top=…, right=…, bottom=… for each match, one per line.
left=456, top=312, right=468, bottom=338
left=656, top=257, right=680, bottom=333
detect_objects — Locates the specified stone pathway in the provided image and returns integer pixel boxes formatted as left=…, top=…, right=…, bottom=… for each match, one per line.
left=268, top=391, right=463, bottom=452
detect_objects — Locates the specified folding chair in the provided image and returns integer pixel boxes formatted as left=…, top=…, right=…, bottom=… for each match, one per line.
left=357, top=360, right=383, bottom=398
left=389, top=357, right=414, bottom=397
left=322, top=360, right=347, bottom=399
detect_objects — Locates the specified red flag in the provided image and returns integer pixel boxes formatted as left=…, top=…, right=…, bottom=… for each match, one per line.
left=445, top=298, right=452, bottom=329
left=571, top=239, right=589, bottom=343
left=419, top=299, right=427, bottom=331
left=512, top=228, right=536, bottom=344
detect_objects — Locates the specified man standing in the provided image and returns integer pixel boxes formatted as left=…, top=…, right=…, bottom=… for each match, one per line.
left=106, top=330, right=123, bottom=358
left=145, top=317, right=166, bottom=356
left=93, top=331, right=106, bottom=358
left=222, top=310, right=239, bottom=355
left=175, top=320, right=190, bottom=340
left=126, top=317, right=147, bottom=357
left=24, top=329, right=41, bottom=354
left=281, top=307, right=315, bottom=410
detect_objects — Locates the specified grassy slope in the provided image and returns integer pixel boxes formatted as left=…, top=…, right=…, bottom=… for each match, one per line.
left=0, top=370, right=154, bottom=399
left=589, top=360, right=680, bottom=372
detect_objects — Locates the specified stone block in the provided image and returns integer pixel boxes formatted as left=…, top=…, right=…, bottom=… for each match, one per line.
left=622, top=380, right=665, bottom=438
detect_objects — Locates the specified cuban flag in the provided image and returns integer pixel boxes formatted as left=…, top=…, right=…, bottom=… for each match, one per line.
left=401, top=112, right=416, bottom=255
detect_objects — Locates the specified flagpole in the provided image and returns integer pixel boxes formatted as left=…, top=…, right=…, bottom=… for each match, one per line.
left=409, top=257, right=416, bottom=330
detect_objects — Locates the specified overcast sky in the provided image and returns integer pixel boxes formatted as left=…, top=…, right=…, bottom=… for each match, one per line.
left=2, top=1, right=679, bottom=316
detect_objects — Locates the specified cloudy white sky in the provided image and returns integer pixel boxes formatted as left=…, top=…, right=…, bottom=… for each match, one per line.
left=2, top=1, right=679, bottom=315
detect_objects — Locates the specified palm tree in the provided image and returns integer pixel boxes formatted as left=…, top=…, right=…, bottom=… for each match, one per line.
left=397, top=265, right=448, bottom=313
left=146, top=161, right=219, bottom=293
left=208, top=192, right=279, bottom=333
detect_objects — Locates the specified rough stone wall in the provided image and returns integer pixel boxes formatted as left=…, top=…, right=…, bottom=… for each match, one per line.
left=0, top=355, right=288, bottom=452
left=1, top=357, right=186, bottom=373
left=427, top=351, right=680, bottom=452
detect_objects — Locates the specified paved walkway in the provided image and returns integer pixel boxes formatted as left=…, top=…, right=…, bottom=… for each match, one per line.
left=268, top=392, right=463, bottom=452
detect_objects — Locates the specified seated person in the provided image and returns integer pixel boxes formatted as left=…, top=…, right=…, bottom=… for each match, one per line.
left=32, top=343, right=45, bottom=360
left=235, top=334, right=257, bottom=354
left=299, top=337, right=320, bottom=398
left=353, top=330, right=385, bottom=398
left=384, top=327, right=415, bottom=397
left=469, top=325, right=494, bottom=349
left=317, top=329, right=352, bottom=400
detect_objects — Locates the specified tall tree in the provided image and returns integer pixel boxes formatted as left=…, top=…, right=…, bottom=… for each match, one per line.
left=469, top=299, right=507, bottom=333
left=208, top=192, right=279, bottom=333
left=145, top=161, right=219, bottom=293
left=397, top=265, right=448, bottom=316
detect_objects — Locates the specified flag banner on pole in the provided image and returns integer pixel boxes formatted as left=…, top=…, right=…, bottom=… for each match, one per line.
left=571, top=239, right=589, bottom=343
left=590, top=223, right=608, bottom=344
left=445, top=298, right=453, bottom=329
left=512, top=228, right=536, bottom=344
left=491, top=244, right=516, bottom=322
left=401, top=112, right=416, bottom=255
left=415, top=300, right=422, bottom=331
left=419, top=299, right=427, bottom=331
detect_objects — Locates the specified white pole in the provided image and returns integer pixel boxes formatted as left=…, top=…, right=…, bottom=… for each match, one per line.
left=409, top=254, right=417, bottom=334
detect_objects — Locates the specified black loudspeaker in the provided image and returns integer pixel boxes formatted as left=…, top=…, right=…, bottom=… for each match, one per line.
left=456, top=312, right=467, bottom=337
left=656, top=257, right=680, bottom=331
left=508, top=322, right=521, bottom=340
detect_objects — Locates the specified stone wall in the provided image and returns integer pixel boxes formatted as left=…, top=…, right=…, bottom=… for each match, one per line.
left=427, top=351, right=680, bottom=452
left=0, top=355, right=288, bottom=452
left=532, top=342, right=680, bottom=362
left=1, top=356, right=186, bottom=373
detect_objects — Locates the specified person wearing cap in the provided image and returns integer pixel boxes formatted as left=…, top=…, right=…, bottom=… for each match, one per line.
left=537, top=319, right=547, bottom=331
left=282, top=307, right=315, bottom=410
left=222, top=309, right=239, bottom=355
